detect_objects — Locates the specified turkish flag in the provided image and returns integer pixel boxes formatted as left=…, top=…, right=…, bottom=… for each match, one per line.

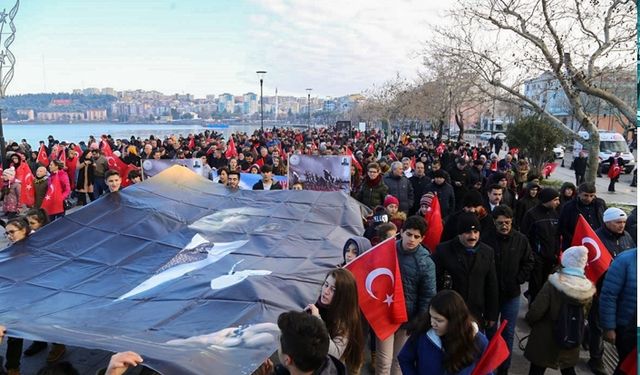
left=619, top=346, right=637, bottom=375
left=608, top=160, right=621, bottom=179
left=346, top=148, right=362, bottom=175
left=16, top=163, right=35, bottom=207
left=422, top=193, right=443, bottom=253
left=277, top=141, right=287, bottom=161
left=41, top=175, right=63, bottom=215
left=470, top=320, right=510, bottom=375
left=345, top=238, right=407, bottom=340
left=188, top=136, right=195, bottom=151
left=37, top=144, right=49, bottom=167
left=542, top=162, right=557, bottom=176
left=101, top=141, right=113, bottom=157
left=570, top=214, right=613, bottom=283
left=472, top=149, right=478, bottom=160
left=105, top=154, right=138, bottom=187
left=368, top=142, right=375, bottom=155
left=410, top=156, right=416, bottom=169
left=436, top=143, right=446, bottom=155
left=57, top=148, right=66, bottom=164
left=225, top=137, right=238, bottom=158
left=388, top=150, right=398, bottom=161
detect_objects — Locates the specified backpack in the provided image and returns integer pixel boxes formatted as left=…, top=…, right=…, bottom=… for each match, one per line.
left=553, top=295, right=585, bottom=349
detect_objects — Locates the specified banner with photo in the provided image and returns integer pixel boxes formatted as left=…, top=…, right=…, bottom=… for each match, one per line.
left=287, top=155, right=351, bottom=192
left=0, top=166, right=364, bottom=375
left=211, top=171, right=288, bottom=190
left=141, top=159, right=211, bottom=179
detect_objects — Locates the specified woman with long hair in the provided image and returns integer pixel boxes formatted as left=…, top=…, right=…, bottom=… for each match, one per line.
left=272, top=157, right=287, bottom=176
left=3, top=218, right=31, bottom=375
left=76, top=150, right=95, bottom=206
left=305, top=268, right=365, bottom=374
left=398, top=290, right=489, bottom=375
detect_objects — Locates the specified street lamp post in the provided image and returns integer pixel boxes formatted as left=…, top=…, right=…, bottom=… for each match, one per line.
left=256, top=70, right=267, bottom=132
left=306, top=88, right=312, bottom=129
left=0, top=1, right=20, bottom=166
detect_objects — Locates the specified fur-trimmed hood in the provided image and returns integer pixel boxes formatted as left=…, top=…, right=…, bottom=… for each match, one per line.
left=548, top=272, right=596, bottom=302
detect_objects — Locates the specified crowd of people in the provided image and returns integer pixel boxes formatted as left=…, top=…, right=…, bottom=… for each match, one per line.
left=0, top=126, right=636, bottom=375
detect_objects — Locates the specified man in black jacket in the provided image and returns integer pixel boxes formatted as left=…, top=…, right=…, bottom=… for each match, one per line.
left=448, top=158, right=471, bottom=210
left=409, top=161, right=430, bottom=215
left=442, top=190, right=495, bottom=242
left=520, top=187, right=560, bottom=303
left=558, top=182, right=607, bottom=250
left=424, top=169, right=456, bottom=219
left=481, top=206, right=534, bottom=375
left=433, top=213, right=499, bottom=330
left=572, top=151, right=588, bottom=186
left=252, top=165, right=283, bottom=190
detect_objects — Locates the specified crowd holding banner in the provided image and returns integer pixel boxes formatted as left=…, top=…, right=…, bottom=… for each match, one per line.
left=0, top=126, right=636, bottom=375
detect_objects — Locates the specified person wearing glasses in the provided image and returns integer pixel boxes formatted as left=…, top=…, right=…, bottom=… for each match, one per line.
left=356, top=162, right=388, bottom=209
left=2, top=218, right=31, bottom=375
left=376, top=216, right=436, bottom=375
left=481, top=205, right=534, bottom=375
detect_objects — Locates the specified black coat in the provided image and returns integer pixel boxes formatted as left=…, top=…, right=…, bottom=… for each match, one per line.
left=594, top=226, right=635, bottom=258
left=572, top=156, right=587, bottom=175
left=558, top=198, right=607, bottom=250
left=521, top=204, right=560, bottom=263
left=252, top=179, right=283, bottom=190
left=448, top=166, right=471, bottom=209
left=481, top=229, right=535, bottom=303
left=409, top=174, right=431, bottom=215
left=424, top=181, right=456, bottom=219
left=433, top=238, right=499, bottom=323
left=383, top=173, right=414, bottom=214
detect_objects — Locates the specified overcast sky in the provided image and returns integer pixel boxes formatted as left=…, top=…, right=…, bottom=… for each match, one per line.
left=9, top=0, right=451, bottom=98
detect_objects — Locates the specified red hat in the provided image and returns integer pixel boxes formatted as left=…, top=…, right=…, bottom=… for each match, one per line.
left=383, top=195, right=399, bottom=207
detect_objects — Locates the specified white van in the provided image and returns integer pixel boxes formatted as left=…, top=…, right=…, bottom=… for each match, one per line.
left=573, top=130, right=635, bottom=173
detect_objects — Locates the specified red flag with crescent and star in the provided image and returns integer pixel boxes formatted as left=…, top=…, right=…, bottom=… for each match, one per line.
left=16, top=163, right=35, bottom=207
left=422, top=193, right=443, bottom=253
left=37, top=144, right=49, bottom=167
left=470, top=319, right=510, bottom=375
left=345, top=147, right=362, bottom=175
left=225, top=137, right=238, bottom=158
left=41, top=175, right=63, bottom=216
left=608, top=159, right=621, bottom=179
left=619, top=346, right=637, bottom=375
left=570, top=214, right=613, bottom=283
left=345, top=237, right=407, bottom=340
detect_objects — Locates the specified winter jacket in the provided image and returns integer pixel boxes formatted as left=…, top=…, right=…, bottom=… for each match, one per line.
left=76, top=162, right=95, bottom=193
left=520, top=204, right=560, bottom=263
left=514, top=195, right=539, bottom=230
left=432, top=238, right=499, bottom=324
left=572, top=156, right=587, bottom=175
left=341, top=236, right=372, bottom=266
left=558, top=198, right=607, bottom=250
left=356, top=175, right=388, bottom=209
left=626, top=208, right=637, bottom=244
left=600, top=248, right=637, bottom=330
left=409, top=174, right=431, bottom=215
left=398, top=325, right=488, bottom=375
left=252, top=179, right=283, bottom=190
left=424, top=182, right=456, bottom=219
left=447, top=166, right=470, bottom=210
left=481, top=229, right=534, bottom=304
left=384, top=173, right=414, bottom=214
left=594, top=226, right=635, bottom=258
left=396, top=240, right=437, bottom=326
left=1, top=179, right=20, bottom=213
left=524, top=272, right=595, bottom=369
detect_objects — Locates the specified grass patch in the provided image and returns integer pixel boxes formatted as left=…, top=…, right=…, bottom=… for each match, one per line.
left=607, top=203, right=636, bottom=215
left=539, top=179, right=564, bottom=189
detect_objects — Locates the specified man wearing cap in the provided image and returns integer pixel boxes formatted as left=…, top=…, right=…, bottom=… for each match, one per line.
left=558, top=182, right=607, bottom=250
left=442, top=190, right=495, bottom=242
left=433, top=212, right=499, bottom=329
left=423, top=169, right=455, bottom=219
left=520, top=187, right=561, bottom=303
left=409, top=162, right=430, bottom=215
left=481, top=205, right=534, bottom=375
left=586, top=207, right=636, bottom=374
left=252, top=165, right=283, bottom=190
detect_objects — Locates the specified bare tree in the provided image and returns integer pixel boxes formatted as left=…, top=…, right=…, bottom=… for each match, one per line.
left=429, top=0, right=636, bottom=182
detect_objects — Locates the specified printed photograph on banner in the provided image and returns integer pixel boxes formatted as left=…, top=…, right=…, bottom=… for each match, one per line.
left=142, top=159, right=207, bottom=179
left=288, top=155, right=351, bottom=192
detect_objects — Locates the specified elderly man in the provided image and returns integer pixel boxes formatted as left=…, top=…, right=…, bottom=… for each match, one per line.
left=383, top=161, right=414, bottom=214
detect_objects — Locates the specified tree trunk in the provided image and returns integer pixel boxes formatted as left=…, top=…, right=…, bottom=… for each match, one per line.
left=455, top=111, right=465, bottom=142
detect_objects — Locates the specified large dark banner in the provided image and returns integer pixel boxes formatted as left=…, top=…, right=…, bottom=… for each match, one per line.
left=0, top=166, right=364, bottom=374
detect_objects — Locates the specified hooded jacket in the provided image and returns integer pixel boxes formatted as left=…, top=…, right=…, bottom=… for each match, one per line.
left=396, top=240, right=437, bottom=325
left=341, top=236, right=372, bottom=266
left=356, top=175, right=388, bottom=209
left=524, top=272, right=596, bottom=369
left=599, top=248, right=637, bottom=331
left=520, top=204, right=560, bottom=263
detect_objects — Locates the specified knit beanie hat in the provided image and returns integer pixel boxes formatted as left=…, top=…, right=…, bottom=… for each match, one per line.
left=561, top=246, right=588, bottom=278
left=462, top=190, right=484, bottom=207
left=420, top=192, right=435, bottom=207
left=538, top=187, right=559, bottom=203
left=383, top=195, right=399, bottom=208
left=603, top=207, right=627, bottom=223
left=433, top=169, right=446, bottom=179
left=2, top=167, right=15, bottom=179
left=457, top=212, right=481, bottom=235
